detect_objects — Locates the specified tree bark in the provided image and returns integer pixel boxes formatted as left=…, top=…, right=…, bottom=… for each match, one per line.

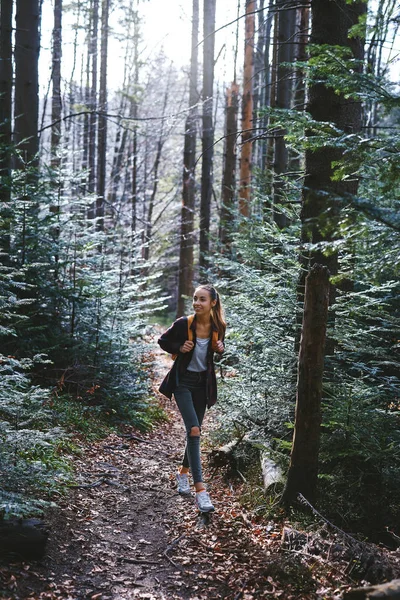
left=177, top=0, right=199, bottom=317
left=239, top=0, right=255, bottom=217
left=219, top=82, right=239, bottom=249
left=50, top=0, right=62, bottom=165
left=0, top=0, right=13, bottom=249
left=87, top=0, right=99, bottom=220
left=14, top=0, right=40, bottom=167
left=252, top=0, right=264, bottom=171
left=272, top=0, right=296, bottom=228
left=199, top=0, right=216, bottom=271
left=283, top=264, right=330, bottom=506
left=130, top=7, right=140, bottom=238
left=295, top=0, right=367, bottom=357
left=96, top=0, right=110, bottom=232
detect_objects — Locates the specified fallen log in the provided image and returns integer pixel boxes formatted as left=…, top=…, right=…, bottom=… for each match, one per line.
left=343, top=580, right=400, bottom=599
left=209, top=435, right=284, bottom=490
left=260, top=444, right=284, bottom=490
left=208, top=438, right=241, bottom=469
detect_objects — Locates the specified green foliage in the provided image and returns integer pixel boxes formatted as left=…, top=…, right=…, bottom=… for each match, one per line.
left=0, top=154, right=167, bottom=518
left=0, top=355, right=71, bottom=518
left=210, top=205, right=301, bottom=443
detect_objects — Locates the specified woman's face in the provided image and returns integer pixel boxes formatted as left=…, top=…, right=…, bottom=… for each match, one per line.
left=193, top=288, right=216, bottom=315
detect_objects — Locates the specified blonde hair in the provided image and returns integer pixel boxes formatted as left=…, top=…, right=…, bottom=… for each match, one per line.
left=196, top=284, right=226, bottom=339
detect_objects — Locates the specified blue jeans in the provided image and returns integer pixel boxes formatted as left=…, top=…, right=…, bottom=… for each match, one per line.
left=174, top=370, right=207, bottom=485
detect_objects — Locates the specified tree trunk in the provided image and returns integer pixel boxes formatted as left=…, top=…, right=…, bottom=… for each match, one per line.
left=295, top=0, right=367, bottom=357
left=272, top=0, right=296, bottom=228
left=14, top=0, right=40, bottom=167
left=265, top=3, right=277, bottom=185
left=50, top=0, right=62, bottom=165
left=219, top=82, right=239, bottom=249
left=177, top=0, right=199, bottom=317
left=96, top=0, right=110, bottom=232
left=283, top=264, right=330, bottom=505
left=199, top=0, right=216, bottom=271
left=252, top=0, right=264, bottom=171
left=256, top=0, right=274, bottom=198
left=293, top=5, right=310, bottom=112
left=130, top=7, right=140, bottom=240
left=87, top=0, right=99, bottom=220
left=0, top=0, right=13, bottom=251
left=238, top=0, right=255, bottom=217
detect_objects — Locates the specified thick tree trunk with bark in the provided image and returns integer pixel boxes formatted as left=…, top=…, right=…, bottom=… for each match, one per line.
left=0, top=0, right=13, bottom=222
left=239, top=0, right=255, bottom=217
left=96, top=0, right=110, bottom=232
left=219, top=82, right=239, bottom=249
left=51, top=0, right=62, bottom=164
left=14, top=0, right=40, bottom=167
left=199, top=0, right=216, bottom=271
left=177, top=0, right=199, bottom=317
left=295, top=0, right=367, bottom=356
left=283, top=264, right=330, bottom=505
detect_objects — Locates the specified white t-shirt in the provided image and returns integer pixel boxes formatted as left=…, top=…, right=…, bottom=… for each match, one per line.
left=187, top=337, right=209, bottom=372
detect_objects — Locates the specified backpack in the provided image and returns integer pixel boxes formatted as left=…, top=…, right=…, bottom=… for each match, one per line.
left=172, top=314, right=219, bottom=360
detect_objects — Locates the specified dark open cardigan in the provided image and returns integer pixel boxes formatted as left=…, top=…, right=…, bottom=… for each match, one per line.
left=158, top=315, right=223, bottom=408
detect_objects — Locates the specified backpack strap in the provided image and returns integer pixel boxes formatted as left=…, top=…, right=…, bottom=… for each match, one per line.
left=172, top=315, right=195, bottom=361
left=187, top=314, right=195, bottom=341
left=211, top=329, right=219, bottom=352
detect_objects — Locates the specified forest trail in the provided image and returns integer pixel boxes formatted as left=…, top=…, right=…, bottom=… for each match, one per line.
left=0, top=338, right=282, bottom=600
left=3, top=336, right=395, bottom=600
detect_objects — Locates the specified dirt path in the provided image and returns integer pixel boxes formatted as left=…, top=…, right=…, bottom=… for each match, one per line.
left=2, top=340, right=397, bottom=599
left=1, top=344, right=215, bottom=599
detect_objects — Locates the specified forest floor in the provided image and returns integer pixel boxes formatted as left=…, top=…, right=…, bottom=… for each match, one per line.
left=1, top=336, right=399, bottom=600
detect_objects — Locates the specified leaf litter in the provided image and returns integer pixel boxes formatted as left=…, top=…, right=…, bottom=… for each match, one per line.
left=1, top=339, right=399, bottom=599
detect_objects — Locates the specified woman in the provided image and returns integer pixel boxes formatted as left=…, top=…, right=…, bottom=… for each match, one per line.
left=158, top=284, right=226, bottom=512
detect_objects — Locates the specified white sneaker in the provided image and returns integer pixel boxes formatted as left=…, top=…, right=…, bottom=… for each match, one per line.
left=195, top=490, right=215, bottom=512
left=176, top=472, right=191, bottom=495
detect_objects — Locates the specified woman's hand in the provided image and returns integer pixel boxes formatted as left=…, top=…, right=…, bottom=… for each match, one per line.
left=180, top=340, right=194, bottom=353
left=216, top=340, right=224, bottom=353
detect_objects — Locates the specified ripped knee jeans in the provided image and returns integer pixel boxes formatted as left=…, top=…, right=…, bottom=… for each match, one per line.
left=174, top=370, right=207, bottom=485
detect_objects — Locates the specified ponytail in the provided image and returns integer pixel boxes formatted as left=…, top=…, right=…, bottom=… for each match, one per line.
left=197, top=284, right=226, bottom=340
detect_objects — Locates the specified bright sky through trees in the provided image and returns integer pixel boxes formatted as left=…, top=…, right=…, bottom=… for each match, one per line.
left=40, top=0, right=240, bottom=99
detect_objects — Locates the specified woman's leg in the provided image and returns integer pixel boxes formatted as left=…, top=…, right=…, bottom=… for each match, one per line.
left=180, top=388, right=207, bottom=475
left=174, top=376, right=207, bottom=489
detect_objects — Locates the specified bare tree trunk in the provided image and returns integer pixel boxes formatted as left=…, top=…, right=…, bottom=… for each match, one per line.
left=0, top=0, right=13, bottom=222
left=272, top=0, right=296, bottom=228
left=252, top=0, right=264, bottom=171
left=96, top=0, right=110, bottom=232
left=293, top=5, right=310, bottom=112
left=82, top=6, right=92, bottom=195
left=177, top=0, right=199, bottom=317
left=87, top=0, right=99, bottom=219
left=199, top=0, right=216, bottom=271
left=50, top=0, right=62, bottom=165
left=265, top=2, right=277, bottom=187
left=296, top=0, right=367, bottom=357
left=239, top=0, right=255, bottom=217
left=219, top=82, right=239, bottom=249
left=283, top=264, right=330, bottom=506
left=14, top=0, right=40, bottom=168
left=130, top=7, right=140, bottom=240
